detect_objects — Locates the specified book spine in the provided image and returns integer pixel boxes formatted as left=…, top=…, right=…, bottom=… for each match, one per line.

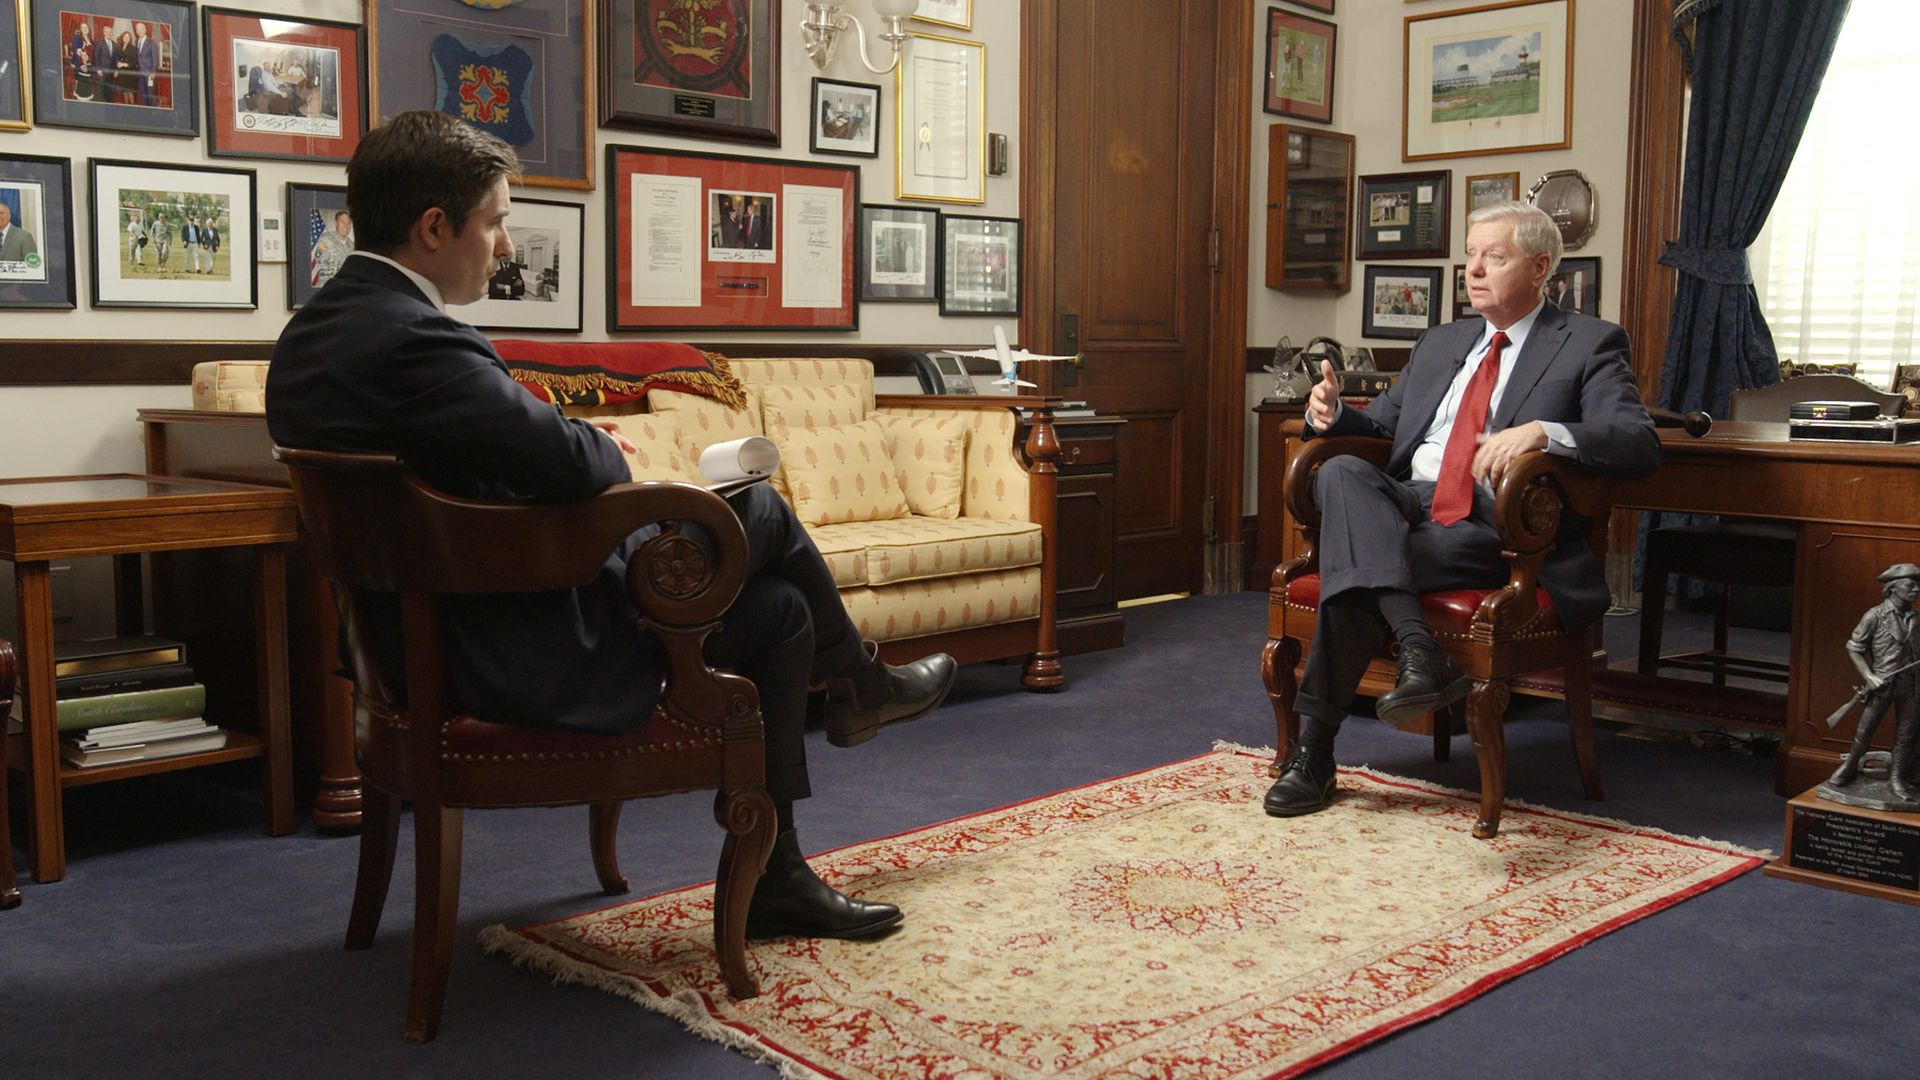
left=56, top=663, right=197, bottom=700
left=52, top=684, right=207, bottom=731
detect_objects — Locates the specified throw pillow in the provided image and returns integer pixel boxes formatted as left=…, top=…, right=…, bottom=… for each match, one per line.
left=600, top=413, right=704, bottom=485
left=872, top=413, right=969, bottom=519
left=770, top=416, right=911, bottom=526
left=644, top=386, right=763, bottom=458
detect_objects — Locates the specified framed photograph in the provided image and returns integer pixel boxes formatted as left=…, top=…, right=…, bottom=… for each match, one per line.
left=30, top=0, right=197, bottom=136
left=202, top=8, right=364, bottom=164
left=859, top=203, right=937, bottom=303
left=600, top=0, right=776, bottom=146
left=0, top=153, right=77, bottom=309
left=1465, top=170, right=1518, bottom=214
left=911, top=0, right=972, bottom=31
left=1450, top=263, right=1470, bottom=321
left=449, top=196, right=583, bottom=332
left=1286, top=0, right=1335, bottom=12
left=1357, top=170, right=1449, bottom=260
left=1404, top=0, right=1573, bottom=162
left=1362, top=264, right=1442, bottom=340
left=370, top=0, right=593, bottom=190
left=89, top=157, right=255, bottom=309
left=810, top=77, right=879, bottom=158
left=285, top=181, right=350, bottom=310
left=607, top=145, right=857, bottom=332
left=896, top=32, right=984, bottom=205
left=1263, top=8, right=1334, bottom=124
left=2, top=0, right=28, bottom=130
left=1545, top=255, right=1599, bottom=317
left=939, top=213, right=1018, bottom=317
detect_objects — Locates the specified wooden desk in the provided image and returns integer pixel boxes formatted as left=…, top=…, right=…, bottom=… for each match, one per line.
left=1021, top=414, right=1126, bottom=655
left=0, top=474, right=297, bottom=882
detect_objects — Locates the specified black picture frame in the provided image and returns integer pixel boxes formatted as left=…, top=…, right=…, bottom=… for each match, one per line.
left=1450, top=263, right=1470, bottom=322
left=0, top=152, right=78, bottom=309
left=89, top=157, right=257, bottom=309
left=30, top=0, right=197, bottom=136
left=1362, top=264, right=1442, bottom=341
left=858, top=203, right=938, bottom=303
left=202, top=7, right=367, bottom=165
left=285, top=181, right=349, bottom=311
left=1357, top=170, right=1450, bottom=261
left=1547, top=255, right=1601, bottom=318
left=810, top=77, right=880, bottom=158
left=600, top=0, right=777, bottom=146
left=1, top=0, right=28, bottom=130
left=938, top=213, right=1019, bottom=316
left=454, top=195, right=585, bottom=333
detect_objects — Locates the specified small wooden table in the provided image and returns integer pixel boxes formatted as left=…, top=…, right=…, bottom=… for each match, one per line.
left=0, top=474, right=298, bottom=883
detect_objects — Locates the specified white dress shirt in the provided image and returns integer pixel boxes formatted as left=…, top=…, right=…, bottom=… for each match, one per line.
left=349, top=250, right=446, bottom=312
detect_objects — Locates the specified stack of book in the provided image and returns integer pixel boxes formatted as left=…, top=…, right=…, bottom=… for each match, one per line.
left=6, top=635, right=227, bottom=768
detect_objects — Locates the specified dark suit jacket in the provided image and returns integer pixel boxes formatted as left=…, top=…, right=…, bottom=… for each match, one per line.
left=267, top=256, right=664, bottom=733
left=1321, top=301, right=1659, bottom=629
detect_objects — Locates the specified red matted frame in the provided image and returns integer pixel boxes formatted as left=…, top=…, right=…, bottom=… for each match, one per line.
left=606, top=144, right=858, bottom=332
left=201, top=7, right=364, bottom=163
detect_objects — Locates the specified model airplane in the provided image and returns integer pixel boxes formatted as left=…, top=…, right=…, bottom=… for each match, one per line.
left=948, top=325, right=1077, bottom=391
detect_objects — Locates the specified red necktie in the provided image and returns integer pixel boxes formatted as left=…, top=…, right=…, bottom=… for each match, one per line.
left=1429, top=330, right=1509, bottom=526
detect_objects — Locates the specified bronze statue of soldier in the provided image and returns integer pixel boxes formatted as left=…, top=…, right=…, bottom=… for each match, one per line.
left=1822, top=562, right=1920, bottom=808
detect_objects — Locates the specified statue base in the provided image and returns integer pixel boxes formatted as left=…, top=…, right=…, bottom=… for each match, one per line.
left=1765, top=783, right=1920, bottom=906
left=1814, top=752, right=1920, bottom=813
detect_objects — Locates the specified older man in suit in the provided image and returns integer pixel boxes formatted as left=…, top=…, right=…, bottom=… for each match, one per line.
left=267, top=111, right=957, bottom=940
left=0, top=202, right=37, bottom=264
left=1265, top=201, right=1661, bottom=817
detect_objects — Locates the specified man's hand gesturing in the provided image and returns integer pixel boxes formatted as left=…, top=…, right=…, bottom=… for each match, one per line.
left=1306, top=359, right=1341, bottom=431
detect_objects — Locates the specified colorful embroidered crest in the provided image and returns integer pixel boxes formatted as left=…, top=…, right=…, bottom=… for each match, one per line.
left=430, top=34, right=535, bottom=147
left=635, top=0, right=752, bottom=100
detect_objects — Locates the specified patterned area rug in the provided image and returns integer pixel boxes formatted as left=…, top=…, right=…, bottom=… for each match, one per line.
left=482, top=748, right=1764, bottom=1079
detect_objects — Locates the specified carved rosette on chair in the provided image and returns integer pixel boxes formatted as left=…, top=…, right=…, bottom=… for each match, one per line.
left=1260, top=436, right=1613, bottom=839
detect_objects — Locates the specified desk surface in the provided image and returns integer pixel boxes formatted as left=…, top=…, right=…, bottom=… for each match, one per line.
left=0, top=473, right=296, bottom=561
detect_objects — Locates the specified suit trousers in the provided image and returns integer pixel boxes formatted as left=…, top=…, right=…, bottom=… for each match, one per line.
left=1293, top=455, right=1506, bottom=724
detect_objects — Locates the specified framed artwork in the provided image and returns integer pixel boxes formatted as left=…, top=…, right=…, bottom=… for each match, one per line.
left=1450, top=263, right=1470, bottom=321
left=1286, top=0, right=1335, bottom=12
left=370, top=0, right=593, bottom=190
left=1263, top=8, right=1335, bottom=124
left=1357, top=169, right=1449, bottom=260
left=450, top=195, right=583, bottom=332
left=600, top=0, right=776, bottom=146
left=606, top=144, right=857, bottom=332
left=1362, top=264, right=1442, bottom=340
left=30, top=0, right=197, bottom=136
left=2, top=0, right=28, bottom=130
left=939, top=213, right=1018, bottom=316
left=1546, top=255, right=1599, bottom=317
left=1465, top=170, right=1518, bottom=215
left=1404, top=0, right=1573, bottom=162
left=202, top=9, right=364, bottom=164
left=858, top=203, right=937, bottom=303
left=896, top=32, right=984, bottom=204
left=912, top=0, right=972, bottom=30
left=285, top=181, right=350, bottom=310
left=810, top=77, right=879, bottom=158
left=89, top=157, right=255, bottom=309
left=0, top=153, right=77, bottom=309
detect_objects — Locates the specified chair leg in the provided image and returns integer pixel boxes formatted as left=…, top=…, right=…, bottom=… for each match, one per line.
left=1261, top=636, right=1303, bottom=777
left=1637, top=548, right=1670, bottom=676
left=404, top=803, right=463, bottom=1045
left=1563, top=638, right=1604, bottom=801
left=1464, top=680, right=1511, bottom=840
left=712, top=786, right=776, bottom=1000
left=344, top=785, right=402, bottom=950
left=588, top=800, right=629, bottom=895
left=1433, top=705, right=1455, bottom=763
left=1711, top=590, right=1730, bottom=687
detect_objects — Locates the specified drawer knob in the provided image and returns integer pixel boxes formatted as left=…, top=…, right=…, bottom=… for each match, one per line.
left=1067, top=446, right=1082, bottom=463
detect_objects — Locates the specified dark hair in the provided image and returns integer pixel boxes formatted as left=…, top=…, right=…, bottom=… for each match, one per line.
left=346, top=111, right=518, bottom=252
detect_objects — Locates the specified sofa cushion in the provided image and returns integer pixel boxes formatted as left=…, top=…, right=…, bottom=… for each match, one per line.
left=872, top=413, right=968, bottom=519
left=643, top=386, right=763, bottom=458
left=800, top=523, right=873, bottom=588
left=840, top=567, right=1043, bottom=642
left=760, top=384, right=867, bottom=435
left=859, top=515, right=1042, bottom=586
left=731, top=358, right=876, bottom=414
left=774, top=418, right=911, bottom=526
left=601, top=413, right=704, bottom=484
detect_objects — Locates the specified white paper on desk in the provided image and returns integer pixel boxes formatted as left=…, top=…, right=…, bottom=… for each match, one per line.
left=699, top=436, right=781, bottom=495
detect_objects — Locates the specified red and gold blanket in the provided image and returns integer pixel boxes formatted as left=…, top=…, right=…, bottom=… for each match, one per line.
left=493, top=339, right=746, bottom=410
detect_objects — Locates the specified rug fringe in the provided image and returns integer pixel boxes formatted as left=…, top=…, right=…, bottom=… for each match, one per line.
left=476, top=925, right=830, bottom=1080
left=1210, top=740, right=1773, bottom=859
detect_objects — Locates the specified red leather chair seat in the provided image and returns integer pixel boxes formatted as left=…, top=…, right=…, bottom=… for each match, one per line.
left=442, top=709, right=704, bottom=758
left=1284, top=573, right=1562, bottom=638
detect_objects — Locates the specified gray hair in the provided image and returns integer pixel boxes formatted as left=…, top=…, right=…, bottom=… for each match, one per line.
left=1466, top=200, right=1563, bottom=275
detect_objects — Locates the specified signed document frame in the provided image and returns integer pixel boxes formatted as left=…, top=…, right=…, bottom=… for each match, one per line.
left=202, top=8, right=365, bottom=163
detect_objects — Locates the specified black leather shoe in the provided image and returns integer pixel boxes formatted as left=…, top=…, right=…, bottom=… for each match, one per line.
left=1263, top=742, right=1338, bottom=817
left=745, top=829, right=904, bottom=940
left=823, top=648, right=958, bottom=748
left=1374, top=644, right=1472, bottom=726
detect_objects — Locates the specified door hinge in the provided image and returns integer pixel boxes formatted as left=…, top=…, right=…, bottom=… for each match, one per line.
left=1201, top=495, right=1217, bottom=539
left=1207, top=227, right=1222, bottom=272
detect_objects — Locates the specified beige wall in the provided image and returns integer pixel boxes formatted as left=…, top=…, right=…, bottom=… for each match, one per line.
left=1243, top=0, right=1632, bottom=512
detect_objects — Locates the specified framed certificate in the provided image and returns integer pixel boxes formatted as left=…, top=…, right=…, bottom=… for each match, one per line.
left=895, top=32, right=984, bottom=205
left=1357, top=170, right=1450, bottom=260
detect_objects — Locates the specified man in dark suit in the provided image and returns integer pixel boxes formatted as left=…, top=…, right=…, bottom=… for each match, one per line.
left=1265, top=201, right=1660, bottom=817
left=267, top=111, right=958, bottom=940
left=134, top=22, right=158, bottom=107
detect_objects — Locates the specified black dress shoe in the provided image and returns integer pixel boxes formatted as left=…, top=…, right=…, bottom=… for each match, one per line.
left=1263, top=742, right=1338, bottom=817
left=823, top=648, right=958, bottom=748
left=1374, top=644, right=1472, bottom=726
left=745, top=829, right=904, bottom=940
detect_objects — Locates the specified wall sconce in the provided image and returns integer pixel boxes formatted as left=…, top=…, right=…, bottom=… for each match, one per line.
left=801, top=0, right=917, bottom=75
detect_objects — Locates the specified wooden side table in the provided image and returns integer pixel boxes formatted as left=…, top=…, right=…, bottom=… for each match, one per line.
left=0, top=474, right=298, bottom=883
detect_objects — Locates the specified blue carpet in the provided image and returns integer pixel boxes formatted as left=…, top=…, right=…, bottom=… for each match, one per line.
left=3, top=592, right=1916, bottom=1079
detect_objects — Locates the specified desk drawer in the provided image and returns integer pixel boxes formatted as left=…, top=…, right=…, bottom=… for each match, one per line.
left=1058, top=438, right=1115, bottom=468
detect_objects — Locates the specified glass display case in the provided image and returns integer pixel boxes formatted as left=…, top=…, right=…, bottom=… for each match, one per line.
left=1265, top=124, right=1354, bottom=291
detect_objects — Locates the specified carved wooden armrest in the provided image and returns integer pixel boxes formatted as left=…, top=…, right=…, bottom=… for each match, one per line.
left=1476, top=451, right=1613, bottom=634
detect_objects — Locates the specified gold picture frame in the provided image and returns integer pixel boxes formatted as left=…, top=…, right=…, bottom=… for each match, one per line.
left=1, top=0, right=30, bottom=131
left=1403, top=0, right=1574, bottom=162
left=910, top=0, right=972, bottom=32
left=895, top=32, right=985, bottom=205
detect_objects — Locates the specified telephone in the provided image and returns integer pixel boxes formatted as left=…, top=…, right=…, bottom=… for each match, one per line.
left=912, top=351, right=979, bottom=396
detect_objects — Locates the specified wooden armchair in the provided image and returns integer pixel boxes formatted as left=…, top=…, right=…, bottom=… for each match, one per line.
left=273, top=448, right=777, bottom=1043
left=1, top=636, right=17, bottom=909
left=1260, top=437, right=1612, bottom=838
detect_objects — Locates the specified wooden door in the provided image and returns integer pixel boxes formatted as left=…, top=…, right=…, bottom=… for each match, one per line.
left=1023, top=0, right=1224, bottom=599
